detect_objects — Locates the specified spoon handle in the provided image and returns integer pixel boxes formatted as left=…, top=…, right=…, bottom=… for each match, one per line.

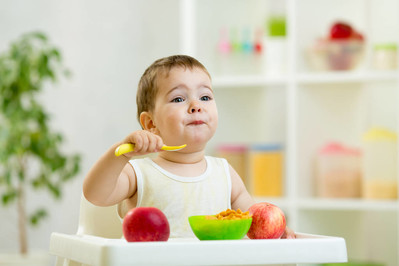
left=114, top=143, right=187, bottom=156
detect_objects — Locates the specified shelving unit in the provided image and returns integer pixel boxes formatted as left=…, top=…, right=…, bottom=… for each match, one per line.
left=179, top=0, right=399, bottom=265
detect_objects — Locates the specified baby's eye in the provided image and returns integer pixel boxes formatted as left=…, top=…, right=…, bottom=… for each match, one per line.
left=171, top=97, right=184, bottom=103
left=200, top=95, right=212, bottom=101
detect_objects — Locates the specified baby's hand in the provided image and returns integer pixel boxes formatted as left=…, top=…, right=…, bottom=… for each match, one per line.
left=281, top=226, right=296, bottom=239
left=121, top=130, right=163, bottom=158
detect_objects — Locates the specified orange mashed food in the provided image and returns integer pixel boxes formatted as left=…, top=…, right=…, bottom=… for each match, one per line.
left=206, top=208, right=252, bottom=220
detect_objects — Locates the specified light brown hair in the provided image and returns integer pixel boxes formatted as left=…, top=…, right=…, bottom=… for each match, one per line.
left=136, top=55, right=211, bottom=124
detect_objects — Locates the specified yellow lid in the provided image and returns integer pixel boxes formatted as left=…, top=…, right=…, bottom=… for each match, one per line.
left=363, top=128, right=397, bottom=141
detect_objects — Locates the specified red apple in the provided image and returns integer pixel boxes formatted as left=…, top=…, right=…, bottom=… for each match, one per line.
left=350, top=31, right=364, bottom=41
left=122, top=207, right=170, bottom=242
left=247, top=202, right=286, bottom=239
left=329, top=22, right=353, bottom=40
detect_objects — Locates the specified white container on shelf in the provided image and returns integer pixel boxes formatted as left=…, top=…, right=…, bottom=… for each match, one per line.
left=315, top=142, right=362, bottom=198
left=263, top=37, right=287, bottom=75
left=362, top=128, right=398, bottom=199
left=263, top=14, right=287, bottom=75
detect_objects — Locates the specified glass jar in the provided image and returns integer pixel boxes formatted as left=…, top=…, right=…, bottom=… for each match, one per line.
left=315, top=142, right=362, bottom=198
left=363, top=128, right=398, bottom=199
left=372, top=43, right=398, bottom=70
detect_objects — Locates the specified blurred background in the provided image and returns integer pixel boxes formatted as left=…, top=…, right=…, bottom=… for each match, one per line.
left=0, top=0, right=399, bottom=266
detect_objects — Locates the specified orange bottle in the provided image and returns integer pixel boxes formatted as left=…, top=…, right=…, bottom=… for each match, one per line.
left=249, top=144, right=283, bottom=197
left=216, top=144, right=249, bottom=189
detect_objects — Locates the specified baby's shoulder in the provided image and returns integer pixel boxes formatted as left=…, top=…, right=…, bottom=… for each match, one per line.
left=206, top=155, right=228, bottom=164
left=128, top=157, right=151, bottom=166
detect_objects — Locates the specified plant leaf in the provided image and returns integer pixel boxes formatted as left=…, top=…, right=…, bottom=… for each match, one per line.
left=1, top=190, right=17, bottom=205
left=30, top=208, right=48, bottom=226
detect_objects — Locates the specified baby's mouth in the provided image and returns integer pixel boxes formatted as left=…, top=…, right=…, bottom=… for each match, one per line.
left=188, top=120, right=205, bottom=126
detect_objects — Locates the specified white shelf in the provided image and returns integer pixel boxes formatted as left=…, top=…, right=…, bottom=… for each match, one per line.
left=297, top=70, right=399, bottom=84
left=213, top=75, right=287, bottom=88
left=212, top=70, right=399, bottom=88
left=253, top=197, right=290, bottom=209
left=298, top=198, right=399, bottom=212
left=254, top=197, right=399, bottom=212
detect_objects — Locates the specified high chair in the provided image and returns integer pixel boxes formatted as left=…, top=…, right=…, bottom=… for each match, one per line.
left=50, top=194, right=122, bottom=266
left=76, top=194, right=122, bottom=239
left=49, top=195, right=348, bottom=266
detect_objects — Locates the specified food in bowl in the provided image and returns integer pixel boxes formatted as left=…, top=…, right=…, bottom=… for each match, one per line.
left=307, top=40, right=364, bottom=71
left=189, top=209, right=252, bottom=240
left=207, top=208, right=252, bottom=220
left=306, top=21, right=365, bottom=71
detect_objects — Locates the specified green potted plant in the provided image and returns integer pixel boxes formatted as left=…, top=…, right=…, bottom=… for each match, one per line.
left=0, top=32, right=81, bottom=259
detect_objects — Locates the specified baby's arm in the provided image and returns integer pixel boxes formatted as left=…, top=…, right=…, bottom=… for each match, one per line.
left=230, top=164, right=255, bottom=211
left=83, top=130, right=163, bottom=207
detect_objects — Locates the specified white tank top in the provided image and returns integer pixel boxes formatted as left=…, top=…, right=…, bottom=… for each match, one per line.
left=126, top=156, right=232, bottom=238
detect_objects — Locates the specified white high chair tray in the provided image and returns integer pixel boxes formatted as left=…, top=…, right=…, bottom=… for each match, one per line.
left=50, top=232, right=347, bottom=266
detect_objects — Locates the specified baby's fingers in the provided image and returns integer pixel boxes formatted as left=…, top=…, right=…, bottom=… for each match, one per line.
left=154, top=135, right=164, bottom=151
left=281, top=227, right=296, bottom=239
left=133, top=131, right=162, bottom=153
left=132, top=132, right=149, bottom=152
left=147, top=134, right=163, bottom=152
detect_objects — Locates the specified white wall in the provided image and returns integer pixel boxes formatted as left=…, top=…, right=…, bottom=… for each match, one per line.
left=0, top=0, right=180, bottom=252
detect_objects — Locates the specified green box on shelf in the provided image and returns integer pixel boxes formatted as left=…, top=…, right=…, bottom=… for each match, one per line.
left=267, top=16, right=286, bottom=37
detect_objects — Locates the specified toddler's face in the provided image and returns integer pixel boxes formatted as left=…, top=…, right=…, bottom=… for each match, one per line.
left=151, top=67, right=218, bottom=151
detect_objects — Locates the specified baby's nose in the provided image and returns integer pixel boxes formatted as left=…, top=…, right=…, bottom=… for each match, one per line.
left=189, top=101, right=202, bottom=113
left=190, top=107, right=201, bottom=113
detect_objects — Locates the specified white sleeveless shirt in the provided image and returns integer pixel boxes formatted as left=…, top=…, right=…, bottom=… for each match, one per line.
left=125, top=156, right=232, bottom=238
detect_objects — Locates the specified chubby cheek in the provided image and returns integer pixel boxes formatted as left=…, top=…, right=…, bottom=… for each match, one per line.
left=154, top=111, right=183, bottom=139
left=209, top=106, right=219, bottom=132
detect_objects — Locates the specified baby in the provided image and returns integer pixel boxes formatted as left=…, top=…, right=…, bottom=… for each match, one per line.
left=83, top=55, right=294, bottom=238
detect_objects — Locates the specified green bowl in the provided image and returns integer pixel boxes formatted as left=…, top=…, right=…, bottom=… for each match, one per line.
left=188, top=215, right=252, bottom=240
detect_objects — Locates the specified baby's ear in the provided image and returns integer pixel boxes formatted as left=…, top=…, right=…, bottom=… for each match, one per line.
left=140, top=111, right=156, bottom=132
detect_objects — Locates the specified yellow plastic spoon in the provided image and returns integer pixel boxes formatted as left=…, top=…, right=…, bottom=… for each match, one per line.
left=114, top=143, right=187, bottom=157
